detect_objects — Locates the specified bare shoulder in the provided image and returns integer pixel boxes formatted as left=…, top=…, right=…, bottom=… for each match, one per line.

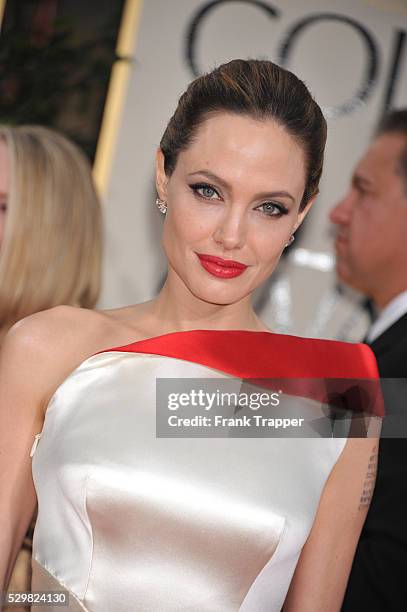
left=4, top=304, right=110, bottom=356
left=0, top=305, right=119, bottom=420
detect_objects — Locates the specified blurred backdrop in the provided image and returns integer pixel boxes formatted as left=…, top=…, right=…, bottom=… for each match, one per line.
left=1, top=0, right=406, bottom=340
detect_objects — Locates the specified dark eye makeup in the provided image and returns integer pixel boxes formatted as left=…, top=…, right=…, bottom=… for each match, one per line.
left=188, top=182, right=289, bottom=218
left=257, top=202, right=289, bottom=217
left=190, top=183, right=220, bottom=200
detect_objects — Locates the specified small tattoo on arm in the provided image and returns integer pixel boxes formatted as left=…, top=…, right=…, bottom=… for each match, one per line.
left=359, top=445, right=378, bottom=510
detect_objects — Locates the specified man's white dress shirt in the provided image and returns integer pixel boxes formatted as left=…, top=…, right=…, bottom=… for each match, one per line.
left=366, top=289, right=407, bottom=343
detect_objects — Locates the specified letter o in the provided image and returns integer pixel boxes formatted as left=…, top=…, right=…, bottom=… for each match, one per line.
left=278, top=13, right=379, bottom=118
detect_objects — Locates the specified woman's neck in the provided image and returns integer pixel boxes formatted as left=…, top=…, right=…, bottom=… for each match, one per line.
left=142, top=276, right=270, bottom=334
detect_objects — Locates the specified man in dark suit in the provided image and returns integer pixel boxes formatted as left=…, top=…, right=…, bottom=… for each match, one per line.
left=330, top=109, right=407, bottom=611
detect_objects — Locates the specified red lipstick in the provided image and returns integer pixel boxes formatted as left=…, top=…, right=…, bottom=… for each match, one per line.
left=196, top=253, right=248, bottom=279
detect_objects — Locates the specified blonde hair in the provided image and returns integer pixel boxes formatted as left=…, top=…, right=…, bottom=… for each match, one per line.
left=0, top=125, right=102, bottom=329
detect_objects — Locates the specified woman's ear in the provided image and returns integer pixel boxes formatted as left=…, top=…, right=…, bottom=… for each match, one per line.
left=155, top=148, right=168, bottom=200
left=293, top=194, right=317, bottom=233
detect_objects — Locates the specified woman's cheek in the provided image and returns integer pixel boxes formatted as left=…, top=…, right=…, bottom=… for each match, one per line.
left=258, top=220, right=293, bottom=255
left=178, top=209, right=218, bottom=243
left=250, top=230, right=281, bottom=261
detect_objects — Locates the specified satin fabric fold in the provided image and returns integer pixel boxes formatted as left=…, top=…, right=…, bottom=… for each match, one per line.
left=31, top=330, right=380, bottom=611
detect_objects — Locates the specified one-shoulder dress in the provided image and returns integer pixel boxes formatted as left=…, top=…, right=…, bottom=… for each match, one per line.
left=29, top=330, right=380, bottom=611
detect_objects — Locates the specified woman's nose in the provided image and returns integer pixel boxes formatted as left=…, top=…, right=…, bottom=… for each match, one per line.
left=213, top=210, right=246, bottom=251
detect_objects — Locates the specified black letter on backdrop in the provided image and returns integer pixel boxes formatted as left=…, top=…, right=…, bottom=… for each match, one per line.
left=381, top=29, right=406, bottom=117
left=278, top=13, right=379, bottom=118
left=185, top=0, right=280, bottom=76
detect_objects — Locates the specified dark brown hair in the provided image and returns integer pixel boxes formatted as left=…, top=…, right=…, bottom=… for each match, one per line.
left=160, top=59, right=327, bottom=210
left=376, top=109, right=407, bottom=195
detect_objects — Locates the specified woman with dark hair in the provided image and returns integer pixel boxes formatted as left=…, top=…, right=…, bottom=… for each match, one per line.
left=0, top=60, right=380, bottom=611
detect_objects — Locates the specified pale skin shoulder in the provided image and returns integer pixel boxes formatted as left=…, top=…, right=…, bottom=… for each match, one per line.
left=283, top=433, right=381, bottom=611
left=0, top=303, right=145, bottom=591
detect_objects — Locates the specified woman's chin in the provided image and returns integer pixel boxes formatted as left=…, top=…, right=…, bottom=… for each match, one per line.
left=188, top=283, right=250, bottom=306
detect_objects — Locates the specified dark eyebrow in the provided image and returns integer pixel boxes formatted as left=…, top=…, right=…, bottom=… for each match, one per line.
left=187, top=169, right=296, bottom=203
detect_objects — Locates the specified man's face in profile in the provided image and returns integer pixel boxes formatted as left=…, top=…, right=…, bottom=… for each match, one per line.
left=329, top=133, right=407, bottom=304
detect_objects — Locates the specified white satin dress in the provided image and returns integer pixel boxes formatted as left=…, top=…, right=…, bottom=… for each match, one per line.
left=30, top=330, right=380, bottom=611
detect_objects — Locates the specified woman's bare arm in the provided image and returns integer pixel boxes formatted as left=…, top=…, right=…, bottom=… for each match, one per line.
left=283, top=431, right=381, bottom=611
left=0, top=306, right=108, bottom=594
left=0, top=319, right=51, bottom=593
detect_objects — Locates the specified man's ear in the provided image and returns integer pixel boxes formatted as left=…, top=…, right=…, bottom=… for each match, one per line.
left=293, top=194, right=317, bottom=233
left=156, top=148, right=168, bottom=200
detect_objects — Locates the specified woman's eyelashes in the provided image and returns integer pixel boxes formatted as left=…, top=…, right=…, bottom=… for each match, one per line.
left=190, top=183, right=221, bottom=200
left=256, top=202, right=289, bottom=217
left=189, top=182, right=289, bottom=218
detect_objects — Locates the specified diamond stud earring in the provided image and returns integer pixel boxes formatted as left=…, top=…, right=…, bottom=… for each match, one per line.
left=285, top=234, right=295, bottom=247
left=156, top=197, right=167, bottom=214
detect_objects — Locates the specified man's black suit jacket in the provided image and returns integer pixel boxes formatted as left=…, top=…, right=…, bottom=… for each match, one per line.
left=341, top=313, right=407, bottom=610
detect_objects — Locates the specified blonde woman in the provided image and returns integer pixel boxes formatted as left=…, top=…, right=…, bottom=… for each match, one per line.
left=0, top=125, right=102, bottom=343
left=0, top=125, right=102, bottom=608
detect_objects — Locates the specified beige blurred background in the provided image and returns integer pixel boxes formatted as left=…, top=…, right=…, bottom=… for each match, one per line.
left=95, top=0, right=407, bottom=341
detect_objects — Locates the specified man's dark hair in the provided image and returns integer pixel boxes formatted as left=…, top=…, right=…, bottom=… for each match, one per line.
left=376, top=109, right=407, bottom=195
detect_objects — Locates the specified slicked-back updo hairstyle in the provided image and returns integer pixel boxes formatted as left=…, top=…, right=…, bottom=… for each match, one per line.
left=160, top=59, right=327, bottom=211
